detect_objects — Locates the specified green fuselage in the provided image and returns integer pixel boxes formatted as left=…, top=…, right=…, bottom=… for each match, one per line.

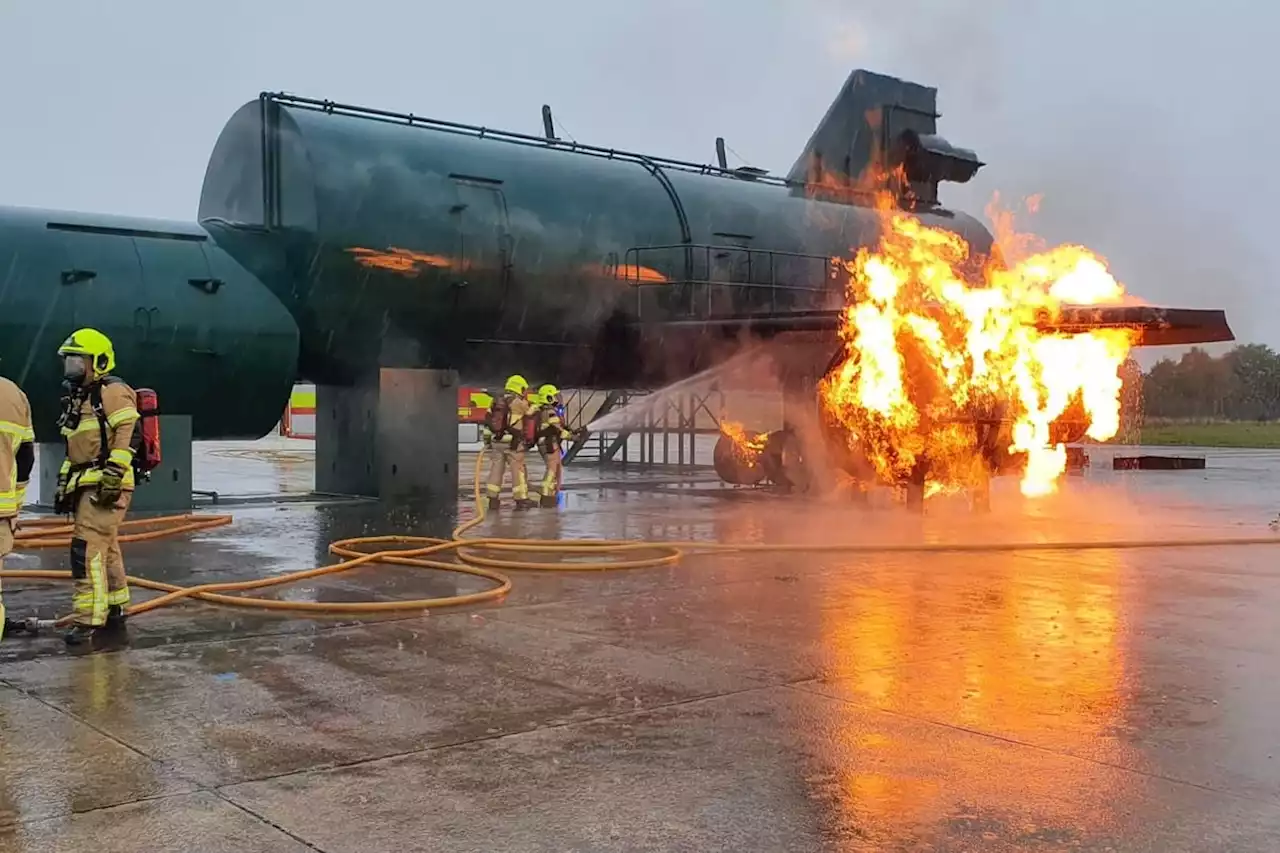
left=1, top=94, right=997, bottom=441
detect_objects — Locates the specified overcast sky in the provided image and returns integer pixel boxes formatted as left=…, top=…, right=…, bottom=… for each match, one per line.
left=0, top=0, right=1272, bottom=356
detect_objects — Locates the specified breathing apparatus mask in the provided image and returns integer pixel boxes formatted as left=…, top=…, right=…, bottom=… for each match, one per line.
left=62, top=354, right=88, bottom=385
left=56, top=355, right=92, bottom=432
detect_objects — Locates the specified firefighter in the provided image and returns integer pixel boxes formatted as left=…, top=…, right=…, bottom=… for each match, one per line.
left=534, top=384, right=575, bottom=508
left=482, top=374, right=537, bottom=511
left=53, top=328, right=140, bottom=646
left=0, top=374, right=34, bottom=641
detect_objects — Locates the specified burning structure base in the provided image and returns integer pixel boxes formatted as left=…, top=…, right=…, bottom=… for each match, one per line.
left=713, top=427, right=811, bottom=494
left=713, top=415, right=1091, bottom=511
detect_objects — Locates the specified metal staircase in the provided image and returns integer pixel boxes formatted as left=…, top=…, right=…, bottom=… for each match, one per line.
left=561, top=386, right=724, bottom=469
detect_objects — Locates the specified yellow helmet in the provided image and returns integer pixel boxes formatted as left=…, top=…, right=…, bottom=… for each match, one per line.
left=58, top=327, right=116, bottom=376
left=504, top=374, right=528, bottom=395
left=537, top=384, right=560, bottom=405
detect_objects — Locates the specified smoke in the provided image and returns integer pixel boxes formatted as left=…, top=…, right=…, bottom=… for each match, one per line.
left=792, top=0, right=1277, bottom=356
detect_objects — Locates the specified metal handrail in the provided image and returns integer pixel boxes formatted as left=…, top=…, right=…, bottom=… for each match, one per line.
left=622, top=243, right=844, bottom=262
left=621, top=244, right=839, bottom=286
left=619, top=243, right=840, bottom=317
left=262, top=92, right=799, bottom=190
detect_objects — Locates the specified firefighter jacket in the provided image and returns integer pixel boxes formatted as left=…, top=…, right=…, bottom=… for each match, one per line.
left=508, top=395, right=533, bottom=440
left=59, top=377, right=140, bottom=493
left=536, top=405, right=574, bottom=454
left=0, top=377, right=34, bottom=520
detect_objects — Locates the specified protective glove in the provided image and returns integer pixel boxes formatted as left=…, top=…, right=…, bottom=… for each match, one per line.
left=53, top=469, right=73, bottom=515
left=94, top=463, right=126, bottom=507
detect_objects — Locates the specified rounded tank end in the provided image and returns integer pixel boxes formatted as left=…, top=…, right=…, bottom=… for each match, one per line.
left=198, top=98, right=317, bottom=232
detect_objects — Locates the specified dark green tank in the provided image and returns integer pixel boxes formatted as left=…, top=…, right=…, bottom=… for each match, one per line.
left=0, top=206, right=300, bottom=441
left=197, top=93, right=995, bottom=390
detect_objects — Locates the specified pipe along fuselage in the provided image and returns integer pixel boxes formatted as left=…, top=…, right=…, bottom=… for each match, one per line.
left=0, top=93, right=1231, bottom=445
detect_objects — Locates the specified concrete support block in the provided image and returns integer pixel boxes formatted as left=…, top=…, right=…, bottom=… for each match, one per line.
left=36, top=415, right=193, bottom=513
left=316, top=368, right=459, bottom=500
left=133, top=415, right=193, bottom=513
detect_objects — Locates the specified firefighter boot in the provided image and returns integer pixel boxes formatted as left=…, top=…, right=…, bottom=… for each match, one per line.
left=105, top=605, right=128, bottom=629
left=539, top=494, right=557, bottom=508
left=514, top=498, right=538, bottom=511
left=487, top=496, right=502, bottom=512
left=64, top=625, right=95, bottom=646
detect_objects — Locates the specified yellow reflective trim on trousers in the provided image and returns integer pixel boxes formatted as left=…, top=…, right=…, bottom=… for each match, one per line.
left=92, top=553, right=107, bottom=625
left=82, top=552, right=107, bottom=626
left=0, top=420, right=33, bottom=441
left=106, top=587, right=130, bottom=606
left=0, top=501, right=17, bottom=515
left=108, top=448, right=134, bottom=467
left=106, top=407, right=139, bottom=428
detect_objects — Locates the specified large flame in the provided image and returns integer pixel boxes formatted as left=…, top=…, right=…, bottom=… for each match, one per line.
left=820, top=197, right=1135, bottom=498
left=720, top=420, right=769, bottom=454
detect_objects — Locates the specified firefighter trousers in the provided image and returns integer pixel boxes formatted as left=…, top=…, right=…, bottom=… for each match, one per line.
left=0, top=519, right=12, bottom=641
left=70, top=489, right=133, bottom=627
left=485, top=444, right=529, bottom=501
left=539, top=448, right=564, bottom=497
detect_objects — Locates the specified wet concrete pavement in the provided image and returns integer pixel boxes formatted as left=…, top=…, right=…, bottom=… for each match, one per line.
left=3, top=440, right=1280, bottom=850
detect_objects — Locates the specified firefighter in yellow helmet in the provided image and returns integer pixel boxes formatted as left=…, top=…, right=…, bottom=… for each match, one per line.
left=54, top=328, right=140, bottom=646
left=0, top=373, right=34, bottom=641
left=482, top=374, right=537, bottom=510
left=533, top=384, right=576, bottom=508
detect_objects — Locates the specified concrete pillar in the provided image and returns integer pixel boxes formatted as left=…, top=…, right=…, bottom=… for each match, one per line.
left=133, top=415, right=193, bottom=513
left=315, top=368, right=459, bottom=500
left=36, top=414, right=193, bottom=513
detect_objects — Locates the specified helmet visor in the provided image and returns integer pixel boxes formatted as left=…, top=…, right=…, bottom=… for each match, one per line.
left=62, top=354, right=88, bottom=382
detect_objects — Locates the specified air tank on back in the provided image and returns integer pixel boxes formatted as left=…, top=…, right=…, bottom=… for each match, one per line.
left=197, top=74, right=993, bottom=391
left=0, top=205, right=300, bottom=441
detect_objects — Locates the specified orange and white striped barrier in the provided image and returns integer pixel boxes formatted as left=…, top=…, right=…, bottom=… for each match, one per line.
left=279, top=384, right=497, bottom=441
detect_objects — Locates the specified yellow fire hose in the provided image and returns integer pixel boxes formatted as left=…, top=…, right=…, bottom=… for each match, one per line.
left=3, top=445, right=1280, bottom=627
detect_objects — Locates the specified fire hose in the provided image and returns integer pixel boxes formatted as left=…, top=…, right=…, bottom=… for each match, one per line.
left=3, top=444, right=1280, bottom=632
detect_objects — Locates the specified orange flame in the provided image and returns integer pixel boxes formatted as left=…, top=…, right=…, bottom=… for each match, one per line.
left=347, top=247, right=455, bottom=274
left=720, top=420, right=769, bottom=455
left=820, top=195, right=1135, bottom=498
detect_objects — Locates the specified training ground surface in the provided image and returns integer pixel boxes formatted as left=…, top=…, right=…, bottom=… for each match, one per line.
left=2, top=440, right=1280, bottom=851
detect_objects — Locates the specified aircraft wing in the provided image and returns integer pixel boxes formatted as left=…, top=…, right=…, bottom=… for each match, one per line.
left=643, top=305, right=1234, bottom=348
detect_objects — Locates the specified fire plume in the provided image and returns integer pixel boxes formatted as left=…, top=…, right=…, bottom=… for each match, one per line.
left=720, top=420, right=769, bottom=456
left=820, top=198, right=1135, bottom=498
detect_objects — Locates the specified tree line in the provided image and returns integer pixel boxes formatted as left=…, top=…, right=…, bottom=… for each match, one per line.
left=1124, top=344, right=1280, bottom=421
